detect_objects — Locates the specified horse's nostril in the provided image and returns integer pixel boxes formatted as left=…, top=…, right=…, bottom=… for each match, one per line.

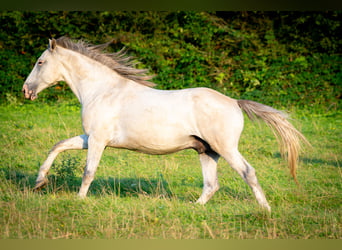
left=22, top=84, right=31, bottom=99
left=23, top=84, right=27, bottom=92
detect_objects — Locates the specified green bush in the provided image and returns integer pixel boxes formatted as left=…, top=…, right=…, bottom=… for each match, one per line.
left=0, top=11, right=341, bottom=111
left=0, top=50, right=31, bottom=100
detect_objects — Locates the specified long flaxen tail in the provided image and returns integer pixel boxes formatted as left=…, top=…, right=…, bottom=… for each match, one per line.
left=237, top=100, right=310, bottom=184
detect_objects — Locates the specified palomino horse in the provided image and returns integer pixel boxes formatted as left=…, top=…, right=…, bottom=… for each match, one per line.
left=23, top=37, right=308, bottom=212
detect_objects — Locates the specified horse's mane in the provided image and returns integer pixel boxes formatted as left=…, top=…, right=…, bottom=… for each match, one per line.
left=55, top=36, right=156, bottom=87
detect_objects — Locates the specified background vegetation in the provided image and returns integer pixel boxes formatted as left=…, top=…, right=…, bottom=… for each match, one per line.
left=0, top=11, right=341, bottom=110
left=0, top=11, right=341, bottom=239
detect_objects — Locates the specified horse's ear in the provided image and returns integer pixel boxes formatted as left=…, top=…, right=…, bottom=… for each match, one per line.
left=48, top=38, right=57, bottom=52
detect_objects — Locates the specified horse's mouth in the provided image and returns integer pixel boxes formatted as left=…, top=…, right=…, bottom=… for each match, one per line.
left=22, top=84, right=37, bottom=101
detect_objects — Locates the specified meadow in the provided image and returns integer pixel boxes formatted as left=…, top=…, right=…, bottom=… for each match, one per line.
left=0, top=99, right=341, bottom=239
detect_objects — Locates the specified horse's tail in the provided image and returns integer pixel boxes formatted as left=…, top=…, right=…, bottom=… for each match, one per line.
left=237, top=100, right=310, bottom=184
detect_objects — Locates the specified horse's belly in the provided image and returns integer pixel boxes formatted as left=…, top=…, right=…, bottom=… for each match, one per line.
left=108, top=133, right=195, bottom=155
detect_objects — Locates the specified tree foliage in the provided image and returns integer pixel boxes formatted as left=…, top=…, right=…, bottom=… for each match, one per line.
left=0, top=11, right=341, bottom=110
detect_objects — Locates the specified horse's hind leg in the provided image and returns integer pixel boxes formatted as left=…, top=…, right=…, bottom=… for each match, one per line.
left=34, top=134, right=88, bottom=190
left=196, top=151, right=220, bottom=204
left=221, top=149, right=271, bottom=212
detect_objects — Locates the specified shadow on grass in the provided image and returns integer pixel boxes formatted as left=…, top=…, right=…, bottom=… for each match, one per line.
left=273, top=152, right=340, bottom=168
left=1, top=167, right=175, bottom=199
left=1, top=166, right=254, bottom=202
left=300, top=157, right=340, bottom=168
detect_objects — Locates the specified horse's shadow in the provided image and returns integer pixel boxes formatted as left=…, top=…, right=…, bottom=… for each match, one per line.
left=1, top=167, right=175, bottom=199
left=87, top=175, right=172, bottom=198
left=1, top=166, right=258, bottom=203
left=9, top=151, right=332, bottom=202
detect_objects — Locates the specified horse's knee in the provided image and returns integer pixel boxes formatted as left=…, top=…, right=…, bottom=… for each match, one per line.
left=82, top=171, right=95, bottom=184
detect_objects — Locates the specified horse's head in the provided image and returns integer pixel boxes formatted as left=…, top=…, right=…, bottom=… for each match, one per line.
left=23, top=38, right=63, bottom=100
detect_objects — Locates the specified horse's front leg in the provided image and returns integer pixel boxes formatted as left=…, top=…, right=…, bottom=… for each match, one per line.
left=35, top=134, right=89, bottom=190
left=78, top=135, right=106, bottom=198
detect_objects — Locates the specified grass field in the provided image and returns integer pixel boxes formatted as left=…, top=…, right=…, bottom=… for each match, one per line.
left=0, top=99, right=341, bottom=239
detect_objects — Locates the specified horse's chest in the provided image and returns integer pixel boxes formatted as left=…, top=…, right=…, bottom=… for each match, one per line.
left=81, top=106, right=120, bottom=137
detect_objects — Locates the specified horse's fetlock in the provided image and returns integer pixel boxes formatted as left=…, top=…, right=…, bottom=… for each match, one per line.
left=34, top=177, right=48, bottom=191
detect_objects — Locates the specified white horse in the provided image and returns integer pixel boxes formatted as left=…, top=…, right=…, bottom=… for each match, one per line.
left=23, top=37, right=308, bottom=212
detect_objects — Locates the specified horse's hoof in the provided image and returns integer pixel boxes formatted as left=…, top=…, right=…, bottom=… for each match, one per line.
left=34, top=178, right=48, bottom=191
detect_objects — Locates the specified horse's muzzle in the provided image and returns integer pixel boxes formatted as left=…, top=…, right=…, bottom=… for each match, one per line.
left=22, top=84, right=37, bottom=101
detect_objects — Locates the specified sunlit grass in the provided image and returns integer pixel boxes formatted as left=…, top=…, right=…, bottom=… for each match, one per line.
left=0, top=101, right=341, bottom=239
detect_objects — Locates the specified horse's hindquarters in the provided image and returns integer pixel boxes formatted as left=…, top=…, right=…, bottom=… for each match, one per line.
left=190, top=88, right=244, bottom=153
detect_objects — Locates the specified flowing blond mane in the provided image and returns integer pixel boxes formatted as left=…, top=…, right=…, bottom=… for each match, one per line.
left=55, top=36, right=156, bottom=87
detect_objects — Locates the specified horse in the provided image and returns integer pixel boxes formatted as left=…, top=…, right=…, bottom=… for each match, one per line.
left=23, top=37, right=308, bottom=212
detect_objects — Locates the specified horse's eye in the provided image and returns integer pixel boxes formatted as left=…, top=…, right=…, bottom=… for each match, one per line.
left=38, top=60, right=44, bottom=66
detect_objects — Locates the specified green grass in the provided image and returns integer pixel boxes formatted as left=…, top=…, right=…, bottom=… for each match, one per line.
left=0, top=100, right=341, bottom=239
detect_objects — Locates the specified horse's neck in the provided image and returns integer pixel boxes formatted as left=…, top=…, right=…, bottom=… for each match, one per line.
left=58, top=47, right=123, bottom=105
